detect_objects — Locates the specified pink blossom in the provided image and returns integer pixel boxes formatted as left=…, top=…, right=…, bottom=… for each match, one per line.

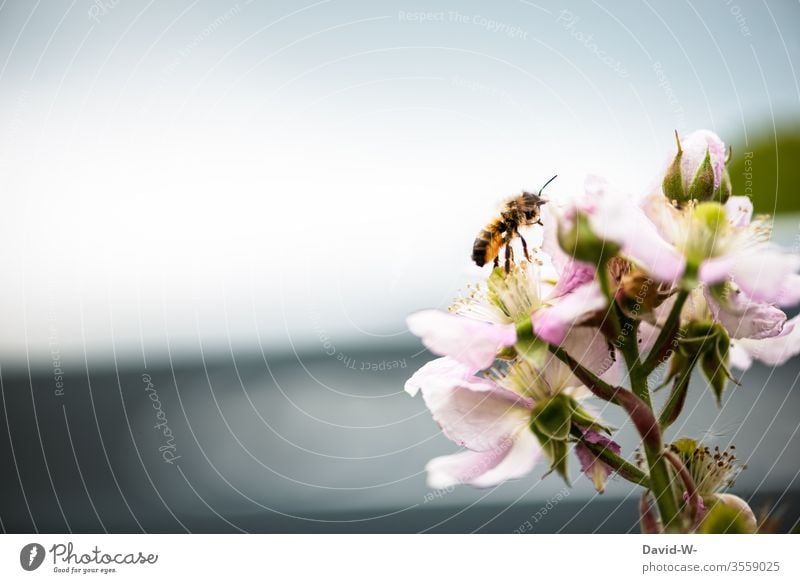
left=579, top=175, right=686, bottom=283
left=405, top=357, right=541, bottom=488
left=706, top=287, right=786, bottom=341
left=730, top=314, right=800, bottom=369
left=700, top=246, right=800, bottom=306
left=406, top=310, right=516, bottom=370
left=532, top=281, right=606, bottom=345
left=671, top=130, right=727, bottom=192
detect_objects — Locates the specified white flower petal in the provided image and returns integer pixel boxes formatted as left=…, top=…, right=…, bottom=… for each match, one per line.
left=470, top=430, right=542, bottom=487
left=560, top=326, right=615, bottom=377
left=701, top=247, right=800, bottom=304
left=724, top=196, right=753, bottom=228
left=532, top=282, right=606, bottom=345
left=774, top=274, right=800, bottom=307
left=551, top=259, right=596, bottom=297
left=736, top=316, right=800, bottom=366
left=425, top=430, right=541, bottom=489
left=707, top=287, right=786, bottom=340
left=540, top=203, right=571, bottom=274
left=729, top=343, right=753, bottom=371
left=404, top=357, right=493, bottom=397
left=622, top=231, right=687, bottom=283
left=735, top=315, right=800, bottom=367
left=425, top=445, right=510, bottom=490
left=407, top=357, right=533, bottom=451
left=583, top=176, right=685, bottom=282
left=407, top=310, right=516, bottom=369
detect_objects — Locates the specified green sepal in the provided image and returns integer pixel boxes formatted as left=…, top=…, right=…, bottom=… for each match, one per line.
left=571, top=404, right=613, bottom=434
left=514, top=318, right=548, bottom=369
left=675, top=320, right=734, bottom=406
left=530, top=394, right=574, bottom=441
left=530, top=423, right=571, bottom=485
left=557, top=212, right=619, bottom=265
left=701, top=331, right=734, bottom=406
left=495, top=346, right=517, bottom=360
left=662, top=130, right=686, bottom=205
left=716, top=166, right=732, bottom=204
left=687, top=148, right=716, bottom=202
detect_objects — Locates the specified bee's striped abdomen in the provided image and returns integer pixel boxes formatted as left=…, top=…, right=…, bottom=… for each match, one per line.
left=472, top=220, right=505, bottom=267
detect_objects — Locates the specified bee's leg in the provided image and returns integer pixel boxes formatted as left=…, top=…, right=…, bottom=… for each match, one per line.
left=504, top=240, right=513, bottom=273
left=493, top=255, right=499, bottom=268
left=536, top=219, right=543, bottom=226
left=519, top=233, right=530, bottom=261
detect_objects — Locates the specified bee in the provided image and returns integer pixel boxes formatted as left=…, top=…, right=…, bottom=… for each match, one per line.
left=471, top=175, right=555, bottom=272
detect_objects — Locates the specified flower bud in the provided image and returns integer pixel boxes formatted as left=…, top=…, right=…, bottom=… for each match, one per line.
left=662, top=130, right=727, bottom=207
left=557, top=212, right=619, bottom=265
left=699, top=494, right=757, bottom=534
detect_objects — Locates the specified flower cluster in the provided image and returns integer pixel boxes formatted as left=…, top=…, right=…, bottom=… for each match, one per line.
left=404, top=129, right=800, bottom=533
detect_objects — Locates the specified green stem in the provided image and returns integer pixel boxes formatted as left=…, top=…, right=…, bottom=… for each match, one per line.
left=642, top=440, right=682, bottom=532
left=548, top=344, right=682, bottom=531
left=608, top=284, right=685, bottom=531
left=627, top=347, right=682, bottom=532
left=620, top=320, right=649, bottom=406
left=596, top=262, right=621, bottom=339
left=643, top=289, right=689, bottom=373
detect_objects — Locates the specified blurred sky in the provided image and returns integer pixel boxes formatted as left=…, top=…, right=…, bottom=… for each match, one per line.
left=1, top=0, right=799, bottom=367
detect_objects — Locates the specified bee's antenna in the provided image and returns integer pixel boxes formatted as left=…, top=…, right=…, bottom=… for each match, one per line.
left=539, top=174, right=557, bottom=196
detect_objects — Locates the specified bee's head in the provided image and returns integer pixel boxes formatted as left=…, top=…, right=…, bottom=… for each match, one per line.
left=521, top=192, right=547, bottom=206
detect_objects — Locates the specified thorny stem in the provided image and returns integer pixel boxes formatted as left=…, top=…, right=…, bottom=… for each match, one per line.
left=549, top=340, right=683, bottom=531
left=643, top=289, right=689, bottom=373
left=547, top=345, right=619, bottom=403
left=570, top=426, right=650, bottom=487
left=619, top=319, right=649, bottom=406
